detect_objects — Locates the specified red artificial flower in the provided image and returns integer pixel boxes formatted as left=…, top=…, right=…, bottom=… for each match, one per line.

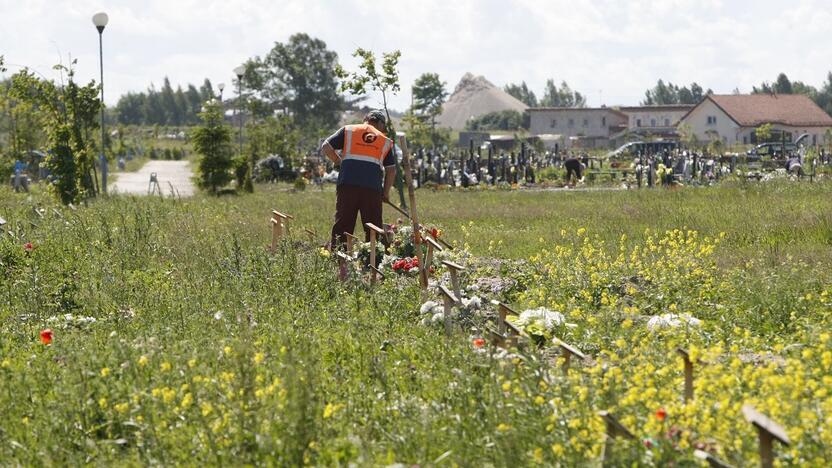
left=24, top=242, right=34, bottom=252
left=656, top=408, right=667, bottom=421
left=40, top=329, right=53, bottom=345
left=472, top=338, right=486, bottom=348
left=643, top=438, right=653, bottom=449
left=412, top=257, right=419, bottom=266
left=430, top=228, right=441, bottom=240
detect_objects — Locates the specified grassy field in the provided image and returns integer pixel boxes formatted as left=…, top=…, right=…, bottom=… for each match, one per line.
left=0, top=181, right=830, bottom=465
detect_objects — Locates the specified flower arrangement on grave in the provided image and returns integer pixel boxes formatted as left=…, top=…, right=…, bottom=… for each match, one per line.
left=506, top=307, right=573, bottom=345
left=380, top=221, right=446, bottom=275
left=355, top=241, right=385, bottom=269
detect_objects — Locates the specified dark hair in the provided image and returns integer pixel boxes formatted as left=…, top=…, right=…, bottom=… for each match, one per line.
left=364, top=109, right=386, bottom=126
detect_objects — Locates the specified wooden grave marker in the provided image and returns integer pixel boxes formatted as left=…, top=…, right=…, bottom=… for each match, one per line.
left=598, top=410, right=635, bottom=465
left=270, top=210, right=291, bottom=249
left=365, top=223, right=386, bottom=285
left=369, top=265, right=386, bottom=282
left=336, top=251, right=352, bottom=281
left=493, top=301, right=519, bottom=335
left=677, top=347, right=694, bottom=402
left=441, top=260, right=465, bottom=300
left=423, top=236, right=442, bottom=280
left=344, top=232, right=359, bottom=254
left=486, top=326, right=507, bottom=348
left=693, top=449, right=734, bottom=468
left=742, top=404, right=790, bottom=468
left=555, top=338, right=586, bottom=374
left=438, top=284, right=458, bottom=337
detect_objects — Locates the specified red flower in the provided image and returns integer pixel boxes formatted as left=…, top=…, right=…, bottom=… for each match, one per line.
left=40, top=329, right=53, bottom=345
left=430, top=228, right=441, bottom=240
left=24, top=242, right=34, bottom=252
left=643, top=438, right=653, bottom=449
left=656, top=408, right=667, bottom=421
left=412, top=257, right=419, bottom=267
left=472, top=338, right=486, bottom=348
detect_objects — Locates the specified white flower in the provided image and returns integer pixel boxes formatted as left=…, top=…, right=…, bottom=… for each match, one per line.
left=213, top=311, right=223, bottom=320
left=420, top=301, right=439, bottom=314
left=461, top=296, right=482, bottom=310
left=646, top=313, right=702, bottom=331
left=517, top=307, right=566, bottom=329
left=431, top=312, right=445, bottom=324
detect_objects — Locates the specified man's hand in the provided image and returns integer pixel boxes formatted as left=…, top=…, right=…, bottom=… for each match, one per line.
left=382, top=192, right=390, bottom=203
left=321, top=142, right=341, bottom=166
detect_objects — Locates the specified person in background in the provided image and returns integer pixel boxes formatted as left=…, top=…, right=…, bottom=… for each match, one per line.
left=785, top=153, right=803, bottom=176
left=563, top=156, right=586, bottom=187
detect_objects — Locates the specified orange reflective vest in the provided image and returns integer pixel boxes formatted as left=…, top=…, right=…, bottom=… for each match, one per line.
left=343, top=123, right=392, bottom=168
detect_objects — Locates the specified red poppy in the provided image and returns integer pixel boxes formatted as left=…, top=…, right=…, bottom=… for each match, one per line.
left=656, top=408, right=667, bottom=421
left=24, top=242, right=34, bottom=252
left=472, top=338, right=486, bottom=348
left=40, top=329, right=53, bottom=345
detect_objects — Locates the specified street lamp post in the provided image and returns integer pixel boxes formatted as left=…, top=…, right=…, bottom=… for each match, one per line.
left=233, top=66, right=245, bottom=159
left=218, top=82, right=225, bottom=101
left=92, top=12, right=109, bottom=194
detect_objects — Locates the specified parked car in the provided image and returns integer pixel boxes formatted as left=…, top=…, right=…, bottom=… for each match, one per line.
left=607, top=141, right=678, bottom=158
left=747, top=134, right=808, bottom=159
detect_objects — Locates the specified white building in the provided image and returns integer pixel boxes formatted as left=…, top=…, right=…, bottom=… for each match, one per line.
left=678, top=94, right=832, bottom=146
left=619, top=105, right=693, bottom=135
left=528, top=107, right=628, bottom=148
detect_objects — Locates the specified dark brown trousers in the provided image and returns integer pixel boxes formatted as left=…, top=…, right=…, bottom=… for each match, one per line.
left=330, top=184, right=383, bottom=248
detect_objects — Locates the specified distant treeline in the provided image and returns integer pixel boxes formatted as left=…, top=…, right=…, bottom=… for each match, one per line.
left=115, top=77, right=217, bottom=126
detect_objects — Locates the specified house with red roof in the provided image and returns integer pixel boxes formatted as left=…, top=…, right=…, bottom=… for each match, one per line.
left=678, top=94, right=832, bottom=146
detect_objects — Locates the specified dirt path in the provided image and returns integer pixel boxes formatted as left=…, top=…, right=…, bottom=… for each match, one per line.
left=111, top=160, right=196, bottom=197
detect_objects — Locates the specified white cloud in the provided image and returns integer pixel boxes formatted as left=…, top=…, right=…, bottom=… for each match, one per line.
left=1, top=0, right=830, bottom=111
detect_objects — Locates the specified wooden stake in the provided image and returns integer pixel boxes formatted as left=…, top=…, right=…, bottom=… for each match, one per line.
left=493, top=301, right=519, bottom=335
left=677, top=347, right=694, bottom=402
left=556, top=339, right=587, bottom=374
left=742, top=405, right=790, bottom=468
left=598, top=411, right=635, bottom=466
left=441, top=260, right=465, bottom=300
left=398, top=135, right=428, bottom=291
left=438, top=284, right=457, bottom=337
left=423, top=236, right=442, bottom=279
left=365, top=223, right=385, bottom=285
left=272, top=210, right=292, bottom=238
left=270, top=218, right=283, bottom=250
left=344, top=232, right=359, bottom=254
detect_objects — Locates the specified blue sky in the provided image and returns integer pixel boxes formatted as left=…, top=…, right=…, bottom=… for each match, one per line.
left=2, top=0, right=831, bottom=110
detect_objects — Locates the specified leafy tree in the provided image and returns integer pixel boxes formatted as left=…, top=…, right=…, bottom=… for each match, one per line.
left=642, top=80, right=710, bottom=105
left=465, top=110, right=528, bottom=131
left=192, top=100, right=234, bottom=193
left=10, top=61, right=101, bottom=203
left=336, top=48, right=407, bottom=207
left=245, top=34, right=344, bottom=134
left=540, top=80, right=586, bottom=107
left=504, top=81, right=538, bottom=107
left=411, top=73, right=448, bottom=147
left=755, top=123, right=773, bottom=143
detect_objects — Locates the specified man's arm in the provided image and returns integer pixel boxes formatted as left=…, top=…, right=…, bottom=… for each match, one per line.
left=321, top=142, right=341, bottom=166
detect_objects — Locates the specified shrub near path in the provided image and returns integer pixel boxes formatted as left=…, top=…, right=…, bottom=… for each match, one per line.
left=0, top=181, right=830, bottom=465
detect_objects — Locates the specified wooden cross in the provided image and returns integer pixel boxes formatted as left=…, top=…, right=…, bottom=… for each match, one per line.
left=598, top=411, right=635, bottom=466
left=555, top=339, right=586, bottom=374
left=493, top=301, right=519, bottom=335
left=441, top=260, right=465, bottom=300
left=693, top=449, right=735, bottom=468
left=438, top=284, right=458, bottom=336
left=423, top=236, right=442, bottom=280
left=271, top=210, right=291, bottom=250
left=369, top=265, right=386, bottom=281
left=397, top=135, right=429, bottom=292
left=677, top=347, right=694, bottom=402
left=344, top=232, right=359, bottom=254
left=487, top=326, right=507, bottom=348
left=365, top=223, right=386, bottom=285
left=742, top=404, right=790, bottom=468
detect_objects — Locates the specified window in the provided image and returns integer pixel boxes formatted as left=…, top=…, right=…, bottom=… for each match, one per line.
left=650, top=118, right=656, bottom=127
left=636, top=119, right=642, bottom=127
left=602, top=116, right=607, bottom=127
left=550, top=119, right=557, bottom=128
left=568, top=118, right=574, bottom=128
left=743, top=136, right=748, bottom=144
left=583, top=118, right=589, bottom=127
left=664, top=119, right=670, bottom=126
left=707, top=116, right=717, bottom=125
